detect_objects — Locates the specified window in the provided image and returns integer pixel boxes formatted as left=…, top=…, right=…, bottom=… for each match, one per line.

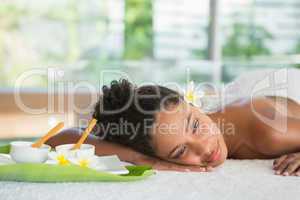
left=0, top=0, right=212, bottom=88
left=0, top=0, right=125, bottom=87
left=0, top=0, right=299, bottom=87
left=221, top=0, right=300, bottom=81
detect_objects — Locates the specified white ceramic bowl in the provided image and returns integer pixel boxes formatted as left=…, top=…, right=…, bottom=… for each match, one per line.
left=55, top=144, right=95, bottom=158
left=10, top=141, right=51, bottom=163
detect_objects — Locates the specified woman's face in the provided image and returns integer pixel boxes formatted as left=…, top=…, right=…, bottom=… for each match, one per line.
left=151, top=101, right=228, bottom=168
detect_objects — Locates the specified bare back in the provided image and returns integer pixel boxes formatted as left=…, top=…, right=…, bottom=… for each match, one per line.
left=214, top=96, right=300, bottom=159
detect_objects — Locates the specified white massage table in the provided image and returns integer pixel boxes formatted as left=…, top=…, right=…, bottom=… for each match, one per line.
left=0, top=159, right=299, bottom=200
left=1, top=68, right=300, bottom=200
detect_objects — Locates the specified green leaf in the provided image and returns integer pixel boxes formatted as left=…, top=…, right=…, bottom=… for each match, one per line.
left=0, top=145, right=154, bottom=182
left=0, top=144, right=10, bottom=154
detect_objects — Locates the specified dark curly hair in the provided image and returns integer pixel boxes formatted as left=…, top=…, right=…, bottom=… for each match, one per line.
left=92, top=79, right=183, bottom=156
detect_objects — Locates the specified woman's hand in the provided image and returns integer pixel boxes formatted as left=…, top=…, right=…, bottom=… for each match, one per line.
left=273, top=153, right=300, bottom=176
left=131, top=153, right=213, bottom=172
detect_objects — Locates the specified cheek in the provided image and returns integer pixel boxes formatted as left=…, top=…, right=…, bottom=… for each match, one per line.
left=179, top=151, right=202, bottom=165
left=221, top=140, right=228, bottom=157
left=218, top=139, right=228, bottom=163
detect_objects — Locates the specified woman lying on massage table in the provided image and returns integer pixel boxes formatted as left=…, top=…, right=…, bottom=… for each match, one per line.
left=46, top=79, right=300, bottom=176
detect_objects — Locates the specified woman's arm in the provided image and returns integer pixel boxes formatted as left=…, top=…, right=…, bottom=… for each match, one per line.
left=45, top=128, right=209, bottom=172
left=45, top=128, right=140, bottom=162
left=252, top=112, right=300, bottom=176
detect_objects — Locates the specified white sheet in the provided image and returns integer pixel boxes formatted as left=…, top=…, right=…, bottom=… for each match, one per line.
left=0, top=159, right=299, bottom=200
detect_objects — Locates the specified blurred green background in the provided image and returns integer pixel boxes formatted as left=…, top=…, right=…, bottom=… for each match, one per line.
left=0, top=0, right=299, bottom=87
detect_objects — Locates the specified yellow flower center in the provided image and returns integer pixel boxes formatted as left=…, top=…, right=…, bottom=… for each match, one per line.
left=57, top=155, right=69, bottom=166
left=78, top=159, right=90, bottom=168
left=186, top=91, right=196, bottom=103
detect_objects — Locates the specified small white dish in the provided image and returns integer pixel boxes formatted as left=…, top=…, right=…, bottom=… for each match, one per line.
left=10, top=141, right=51, bottom=163
left=55, top=144, right=95, bottom=158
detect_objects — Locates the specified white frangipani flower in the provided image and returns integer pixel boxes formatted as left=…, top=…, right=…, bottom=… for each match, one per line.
left=184, top=81, right=204, bottom=107
left=47, top=148, right=105, bottom=171
left=69, top=155, right=99, bottom=170
left=48, top=151, right=71, bottom=166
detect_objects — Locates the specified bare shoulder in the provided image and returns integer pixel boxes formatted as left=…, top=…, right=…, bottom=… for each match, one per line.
left=248, top=97, right=300, bottom=156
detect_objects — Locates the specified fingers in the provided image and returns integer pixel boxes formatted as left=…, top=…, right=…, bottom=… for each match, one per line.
left=289, top=167, right=300, bottom=176
left=274, top=155, right=294, bottom=175
left=154, top=163, right=211, bottom=172
left=296, top=168, right=300, bottom=176
left=274, top=154, right=300, bottom=176
left=206, top=166, right=213, bottom=172
left=152, top=160, right=213, bottom=172
left=273, top=154, right=287, bottom=170
left=282, top=160, right=300, bottom=176
left=291, top=170, right=300, bottom=176
left=191, top=165, right=213, bottom=172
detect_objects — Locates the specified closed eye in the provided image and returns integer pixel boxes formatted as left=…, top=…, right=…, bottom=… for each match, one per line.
left=171, top=145, right=187, bottom=159
left=192, top=119, right=199, bottom=134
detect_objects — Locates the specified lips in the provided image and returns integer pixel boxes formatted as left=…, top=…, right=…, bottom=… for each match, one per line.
left=208, top=141, right=221, bottom=163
